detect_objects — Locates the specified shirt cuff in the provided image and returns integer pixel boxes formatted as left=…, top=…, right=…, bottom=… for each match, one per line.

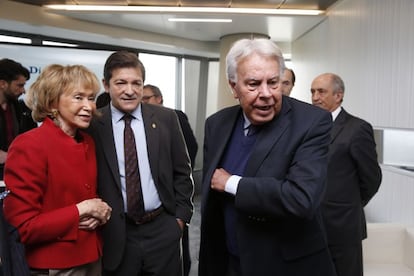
left=224, top=175, right=241, bottom=195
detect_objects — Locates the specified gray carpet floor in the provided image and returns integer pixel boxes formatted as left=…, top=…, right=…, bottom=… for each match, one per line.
left=188, top=195, right=201, bottom=276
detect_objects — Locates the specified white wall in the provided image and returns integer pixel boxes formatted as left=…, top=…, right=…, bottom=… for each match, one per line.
left=139, top=53, right=177, bottom=109
left=292, top=0, right=414, bottom=223
left=293, top=0, right=414, bottom=129
left=365, top=166, right=414, bottom=224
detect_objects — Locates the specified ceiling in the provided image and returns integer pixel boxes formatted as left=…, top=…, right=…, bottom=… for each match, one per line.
left=9, top=0, right=338, bottom=45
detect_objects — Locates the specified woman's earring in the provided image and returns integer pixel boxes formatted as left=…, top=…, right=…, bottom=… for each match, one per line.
left=51, top=109, right=60, bottom=127
left=51, top=109, right=58, bottom=119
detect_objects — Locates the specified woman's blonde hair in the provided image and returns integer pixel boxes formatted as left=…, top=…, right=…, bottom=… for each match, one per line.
left=25, top=64, right=100, bottom=122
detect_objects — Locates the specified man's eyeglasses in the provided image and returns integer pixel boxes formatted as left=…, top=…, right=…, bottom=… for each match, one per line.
left=142, top=94, right=155, bottom=101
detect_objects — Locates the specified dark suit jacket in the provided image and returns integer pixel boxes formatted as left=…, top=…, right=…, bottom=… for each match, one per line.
left=0, top=197, right=8, bottom=276
left=0, top=99, right=37, bottom=180
left=0, top=99, right=36, bottom=150
left=87, top=103, right=194, bottom=271
left=1, top=197, right=33, bottom=276
left=199, top=97, right=337, bottom=276
left=322, top=108, right=381, bottom=245
left=174, top=110, right=198, bottom=168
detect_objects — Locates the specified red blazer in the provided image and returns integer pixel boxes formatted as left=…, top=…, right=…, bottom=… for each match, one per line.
left=3, top=118, right=102, bottom=269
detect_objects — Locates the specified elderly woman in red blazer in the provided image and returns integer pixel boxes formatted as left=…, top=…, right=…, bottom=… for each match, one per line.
left=3, top=64, right=112, bottom=275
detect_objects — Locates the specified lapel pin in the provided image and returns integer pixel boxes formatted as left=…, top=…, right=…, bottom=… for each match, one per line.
left=152, top=123, right=156, bottom=129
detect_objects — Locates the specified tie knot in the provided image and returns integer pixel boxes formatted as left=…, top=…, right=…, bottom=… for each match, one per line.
left=123, top=114, right=133, bottom=125
left=246, top=124, right=260, bottom=136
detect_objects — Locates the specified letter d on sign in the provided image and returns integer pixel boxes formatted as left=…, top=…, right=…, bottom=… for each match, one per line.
left=29, top=66, right=41, bottom=74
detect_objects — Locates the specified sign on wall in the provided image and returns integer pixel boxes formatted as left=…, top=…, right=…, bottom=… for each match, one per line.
left=0, top=44, right=115, bottom=93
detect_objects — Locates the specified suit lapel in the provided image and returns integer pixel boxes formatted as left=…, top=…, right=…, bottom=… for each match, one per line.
left=245, top=99, right=291, bottom=176
left=330, top=108, right=347, bottom=143
left=214, top=107, right=241, bottom=165
left=96, top=106, right=122, bottom=190
left=141, top=105, right=159, bottom=182
left=202, top=106, right=240, bottom=198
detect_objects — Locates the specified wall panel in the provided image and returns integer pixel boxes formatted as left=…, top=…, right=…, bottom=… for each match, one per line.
left=293, top=0, right=414, bottom=129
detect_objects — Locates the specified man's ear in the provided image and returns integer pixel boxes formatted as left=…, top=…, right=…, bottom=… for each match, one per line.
left=0, top=80, right=7, bottom=91
left=102, top=79, right=109, bottom=91
left=156, top=96, right=163, bottom=105
left=336, top=91, right=344, bottom=103
left=228, top=80, right=239, bottom=99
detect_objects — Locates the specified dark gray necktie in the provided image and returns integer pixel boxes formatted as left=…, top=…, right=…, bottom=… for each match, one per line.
left=123, top=114, right=145, bottom=221
left=247, top=124, right=260, bottom=136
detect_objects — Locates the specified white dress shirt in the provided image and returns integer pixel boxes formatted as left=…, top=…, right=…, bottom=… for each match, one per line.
left=331, top=106, right=342, bottom=122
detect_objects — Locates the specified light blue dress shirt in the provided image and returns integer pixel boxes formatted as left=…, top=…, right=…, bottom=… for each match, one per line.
left=111, top=104, right=162, bottom=212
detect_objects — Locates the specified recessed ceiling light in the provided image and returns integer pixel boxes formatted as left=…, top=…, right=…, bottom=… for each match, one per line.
left=168, top=18, right=232, bottom=23
left=42, top=41, right=79, bottom=47
left=0, top=35, right=31, bottom=44
left=45, top=5, right=324, bottom=16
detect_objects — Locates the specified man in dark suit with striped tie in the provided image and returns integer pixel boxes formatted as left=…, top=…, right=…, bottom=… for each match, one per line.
left=87, top=51, right=193, bottom=276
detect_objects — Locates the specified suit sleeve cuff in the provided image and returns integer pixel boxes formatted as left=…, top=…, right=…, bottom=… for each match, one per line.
left=225, top=175, right=241, bottom=195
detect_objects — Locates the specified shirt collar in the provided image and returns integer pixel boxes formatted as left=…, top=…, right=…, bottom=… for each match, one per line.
left=111, top=103, right=143, bottom=123
left=242, top=112, right=252, bottom=129
left=331, top=106, right=342, bottom=121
